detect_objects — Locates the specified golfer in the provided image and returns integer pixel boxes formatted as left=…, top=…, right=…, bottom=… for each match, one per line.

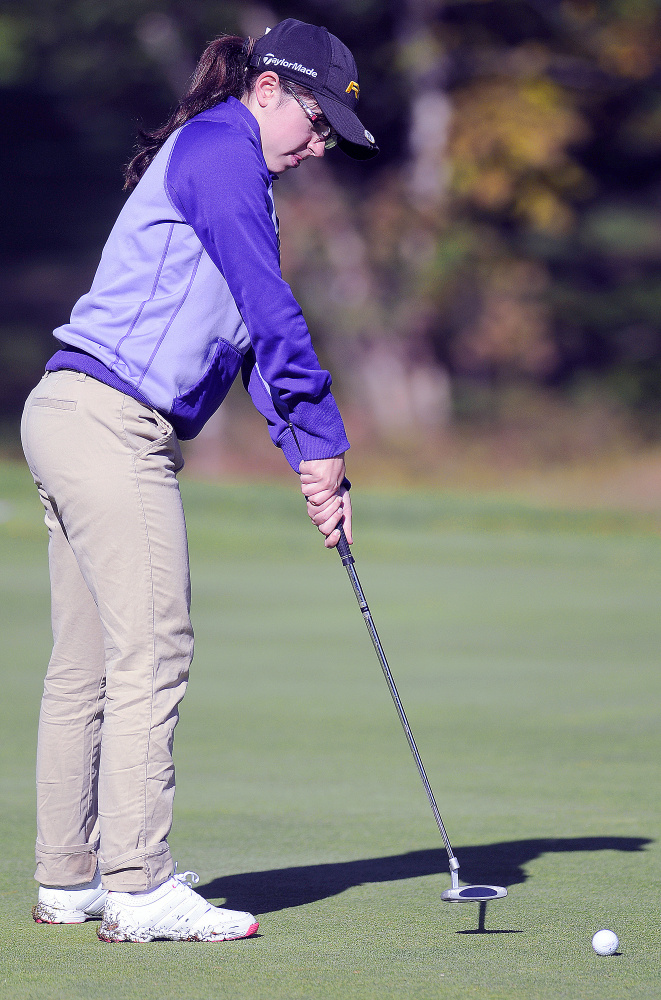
left=21, top=18, right=377, bottom=943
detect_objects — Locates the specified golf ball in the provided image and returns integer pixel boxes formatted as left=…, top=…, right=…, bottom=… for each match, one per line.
left=592, top=929, right=619, bottom=955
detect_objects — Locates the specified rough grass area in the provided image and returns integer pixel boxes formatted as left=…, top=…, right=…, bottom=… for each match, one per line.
left=1, top=461, right=659, bottom=999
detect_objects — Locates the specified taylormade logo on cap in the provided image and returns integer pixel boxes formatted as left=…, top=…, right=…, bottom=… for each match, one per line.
left=262, top=53, right=318, bottom=77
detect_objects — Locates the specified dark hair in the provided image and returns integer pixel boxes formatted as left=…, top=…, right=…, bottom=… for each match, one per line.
left=123, top=35, right=322, bottom=191
left=124, top=34, right=260, bottom=190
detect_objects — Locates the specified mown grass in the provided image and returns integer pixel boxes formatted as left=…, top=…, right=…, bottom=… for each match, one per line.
left=1, top=460, right=659, bottom=999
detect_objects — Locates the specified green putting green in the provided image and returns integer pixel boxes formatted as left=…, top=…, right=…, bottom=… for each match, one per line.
left=1, top=460, right=659, bottom=999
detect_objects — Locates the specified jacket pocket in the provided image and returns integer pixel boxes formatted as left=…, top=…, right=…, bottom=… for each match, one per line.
left=168, top=339, right=243, bottom=440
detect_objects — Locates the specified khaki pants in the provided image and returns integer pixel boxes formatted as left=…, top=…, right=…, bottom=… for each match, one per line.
left=21, top=371, right=193, bottom=891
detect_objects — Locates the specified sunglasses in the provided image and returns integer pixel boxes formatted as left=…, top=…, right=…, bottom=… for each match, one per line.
left=290, top=92, right=338, bottom=149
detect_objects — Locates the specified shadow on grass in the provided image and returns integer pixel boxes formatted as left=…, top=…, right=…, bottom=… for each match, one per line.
left=199, top=835, right=651, bottom=916
left=456, top=899, right=522, bottom=934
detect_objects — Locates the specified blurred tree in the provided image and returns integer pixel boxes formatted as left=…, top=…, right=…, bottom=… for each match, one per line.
left=436, top=0, right=661, bottom=428
left=2, top=0, right=661, bottom=449
left=276, top=0, right=661, bottom=438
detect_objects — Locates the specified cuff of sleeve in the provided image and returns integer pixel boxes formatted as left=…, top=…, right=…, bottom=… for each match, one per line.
left=278, top=394, right=351, bottom=472
left=278, top=426, right=351, bottom=472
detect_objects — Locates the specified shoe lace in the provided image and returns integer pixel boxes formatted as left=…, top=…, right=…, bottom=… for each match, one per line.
left=173, top=865, right=200, bottom=888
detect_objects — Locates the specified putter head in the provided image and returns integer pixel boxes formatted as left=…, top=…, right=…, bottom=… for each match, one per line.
left=441, top=884, right=508, bottom=902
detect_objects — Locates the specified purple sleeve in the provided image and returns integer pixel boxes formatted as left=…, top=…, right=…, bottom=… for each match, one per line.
left=165, top=118, right=350, bottom=469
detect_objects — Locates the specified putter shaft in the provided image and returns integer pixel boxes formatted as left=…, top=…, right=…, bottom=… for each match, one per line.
left=336, top=526, right=460, bottom=888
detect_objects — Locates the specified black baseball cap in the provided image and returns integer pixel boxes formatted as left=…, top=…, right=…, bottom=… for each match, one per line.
left=249, top=19, right=378, bottom=160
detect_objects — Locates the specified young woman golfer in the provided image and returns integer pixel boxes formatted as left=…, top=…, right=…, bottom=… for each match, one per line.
left=21, top=18, right=377, bottom=943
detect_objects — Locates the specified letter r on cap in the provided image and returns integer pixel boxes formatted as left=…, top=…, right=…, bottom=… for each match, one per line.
left=346, top=81, right=360, bottom=98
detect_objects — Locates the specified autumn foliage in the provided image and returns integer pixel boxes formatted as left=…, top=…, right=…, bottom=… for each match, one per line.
left=2, top=0, right=661, bottom=454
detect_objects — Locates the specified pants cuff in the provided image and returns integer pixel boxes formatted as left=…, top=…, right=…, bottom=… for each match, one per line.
left=35, top=841, right=99, bottom=886
left=99, top=843, right=174, bottom=891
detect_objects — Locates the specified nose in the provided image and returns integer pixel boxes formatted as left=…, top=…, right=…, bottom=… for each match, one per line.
left=308, top=135, right=326, bottom=157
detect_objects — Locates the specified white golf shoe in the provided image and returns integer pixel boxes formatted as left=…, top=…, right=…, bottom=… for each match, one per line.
left=33, top=869, right=107, bottom=924
left=97, top=870, right=259, bottom=943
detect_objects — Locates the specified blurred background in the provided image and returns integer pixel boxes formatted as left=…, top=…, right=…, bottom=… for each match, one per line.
left=2, top=0, right=661, bottom=503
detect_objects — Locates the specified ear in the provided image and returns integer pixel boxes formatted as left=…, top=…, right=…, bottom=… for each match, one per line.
left=253, top=71, right=281, bottom=108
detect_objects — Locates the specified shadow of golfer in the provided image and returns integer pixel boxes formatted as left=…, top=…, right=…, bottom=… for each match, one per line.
left=198, top=835, right=650, bottom=916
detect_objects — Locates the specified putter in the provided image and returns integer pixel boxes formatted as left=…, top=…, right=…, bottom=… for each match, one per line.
left=335, top=525, right=507, bottom=903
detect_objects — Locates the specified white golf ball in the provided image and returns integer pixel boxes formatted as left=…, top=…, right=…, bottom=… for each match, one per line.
left=592, top=929, right=619, bottom=955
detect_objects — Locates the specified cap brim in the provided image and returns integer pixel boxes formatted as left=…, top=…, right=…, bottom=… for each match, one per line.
left=314, top=92, right=379, bottom=160
left=336, top=136, right=380, bottom=160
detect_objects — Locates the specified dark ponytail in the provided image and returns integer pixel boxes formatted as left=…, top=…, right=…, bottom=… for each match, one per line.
left=124, top=34, right=260, bottom=190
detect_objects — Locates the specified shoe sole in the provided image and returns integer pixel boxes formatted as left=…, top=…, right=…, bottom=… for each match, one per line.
left=97, top=919, right=259, bottom=943
left=32, top=903, right=103, bottom=924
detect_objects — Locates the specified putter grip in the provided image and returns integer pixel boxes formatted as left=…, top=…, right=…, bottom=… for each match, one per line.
left=336, top=523, right=354, bottom=566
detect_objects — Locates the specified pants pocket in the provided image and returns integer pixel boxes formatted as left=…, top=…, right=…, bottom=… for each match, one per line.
left=31, top=398, right=77, bottom=410
left=121, top=398, right=183, bottom=470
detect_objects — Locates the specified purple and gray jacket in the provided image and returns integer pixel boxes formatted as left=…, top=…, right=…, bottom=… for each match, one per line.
left=46, top=96, right=349, bottom=471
